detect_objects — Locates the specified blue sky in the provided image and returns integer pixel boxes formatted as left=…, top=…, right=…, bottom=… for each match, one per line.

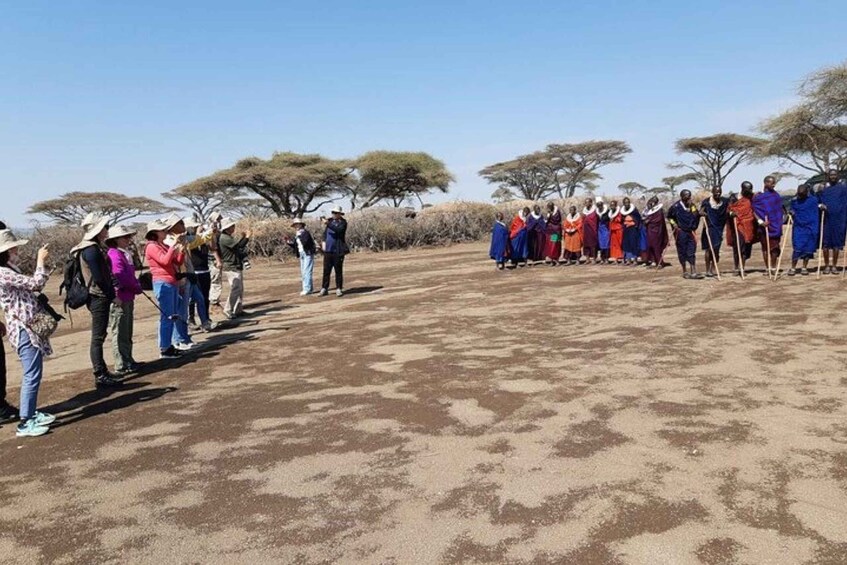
left=1, top=1, right=842, bottom=227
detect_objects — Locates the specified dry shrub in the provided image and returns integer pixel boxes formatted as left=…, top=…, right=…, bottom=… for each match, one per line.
left=14, top=224, right=84, bottom=274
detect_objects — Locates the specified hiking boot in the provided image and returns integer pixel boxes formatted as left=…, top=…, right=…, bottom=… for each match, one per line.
left=0, top=402, right=19, bottom=423
left=95, top=373, right=123, bottom=389
left=16, top=419, right=49, bottom=438
left=319, top=288, right=328, bottom=297
left=160, top=346, right=181, bottom=359
left=126, top=361, right=145, bottom=372
left=32, top=412, right=55, bottom=427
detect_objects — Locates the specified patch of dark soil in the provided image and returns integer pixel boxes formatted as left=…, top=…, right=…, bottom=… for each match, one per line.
left=695, top=537, right=744, bottom=564
left=590, top=497, right=708, bottom=544
left=553, top=419, right=630, bottom=458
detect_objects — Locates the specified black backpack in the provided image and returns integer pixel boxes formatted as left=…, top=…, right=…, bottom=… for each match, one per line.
left=59, top=252, right=92, bottom=311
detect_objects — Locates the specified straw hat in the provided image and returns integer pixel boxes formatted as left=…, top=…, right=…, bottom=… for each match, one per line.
left=330, top=206, right=345, bottom=215
left=80, top=212, right=99, bottom=230
left=209, top=211, right=223, bottom=223
left=83, top=216, right=110, bottom=241
left=145, top=219, right=170, bottom=238
left=183, top=217, right=201, bottom=229
left=290, top=217, right=306, bottom=227
left=0, top=229, right=29, bottom=254
left=220, top=218, right=237, bottom=231
left=162, top=213, right=184, bottom=231
left=105, top=225, right=136, bottom=241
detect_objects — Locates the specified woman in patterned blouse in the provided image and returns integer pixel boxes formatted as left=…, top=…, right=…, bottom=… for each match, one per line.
left=0, top=230, right=56, bottom=438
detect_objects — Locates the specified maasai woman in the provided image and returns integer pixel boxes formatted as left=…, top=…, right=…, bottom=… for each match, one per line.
left=596, top=200, right=611, bottom=263
left=789, top=184, right=820, bottom=276
left=562, top=206, right=583, bottom=264
left=489, top=212, right=510, bottom=270
left=509, top=207, right=530, bottom=267
left=526, top=205, right=546, bottom=264
left=581, top=198, right=599, bottom=263
left=620, top=197, right=642, bottom=265
left=543, top=202, right=562, bottom=265
left=608, top=200, right=624, bottom=263
left=642, top=197, right=669, bottom=268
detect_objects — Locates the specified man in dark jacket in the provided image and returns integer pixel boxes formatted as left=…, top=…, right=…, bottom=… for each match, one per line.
left=75, top=216, right=122, bottom=388
left=0, top=219, right=19, bottom=421
left=320, top=206, right=348, bottom=297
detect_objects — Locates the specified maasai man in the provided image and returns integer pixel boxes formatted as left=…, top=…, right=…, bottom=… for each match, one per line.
left=543, top=201, right=562, bottom=265
left=727, top=181, right=756, bottom=274
left=526, top=205, right=546, bottom=264
left=489, top=212, right=510, bottom=270
left=509, top=207, right=530, bottom=267
left=818, top=169, right=847, bottom=274
left=581, top=198, right=599, bottom=263
left=667, top=189, right=703, bottom=279
left=788, top=184, right=820, bottom=276
left=620, top=197, right=642, bottom=265
left=562, top=206, right=583, bottom=264
left=596, top=200, right=611, bottom=263
left=642, top=196, right=669, bottom=268
left=608, top=200, right=624, bottom=263
left=700, top=186, right=729, bottom=277
left=752, top=175, right=784, bottom=275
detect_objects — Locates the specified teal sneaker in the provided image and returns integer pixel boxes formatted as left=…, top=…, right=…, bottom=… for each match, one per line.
left=33, top=412, right=56, bottom=426
left=15, top=419, right=49, bottom=438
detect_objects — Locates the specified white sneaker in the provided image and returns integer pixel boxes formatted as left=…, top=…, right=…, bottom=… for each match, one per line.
left=174, top=342, right=196, bottom=351
left=300, top=290, right=311, bottom=296
left=336, top=289, right=344, bottom=297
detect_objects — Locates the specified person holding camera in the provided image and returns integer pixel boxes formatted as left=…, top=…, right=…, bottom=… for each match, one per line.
left=105, top=225, right=143, bottom=375
left=145, top=219, right=186, bottom=359
left=320, top=206, right=348, bottom=297
left=163, top=214, right=198, bottom=351
left=285, top=217, right=316, bottom=295
left=218, top=219, right=252, bottom=319
left=207, top=212, right=224, bottom=308
left=0, top=230, right=56, bottom=437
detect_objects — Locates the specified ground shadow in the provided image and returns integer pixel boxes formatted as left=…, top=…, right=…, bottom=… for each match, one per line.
left=49, top=386, right=178, bottom=428
left=340, top=286, right=385, bottom=296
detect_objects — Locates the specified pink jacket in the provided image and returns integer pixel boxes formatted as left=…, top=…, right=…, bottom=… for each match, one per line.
left=144, top=242, right=184, bottom=285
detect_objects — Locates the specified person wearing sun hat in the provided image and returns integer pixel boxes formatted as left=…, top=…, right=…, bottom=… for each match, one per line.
left=206, top=211, right=224, bottom=308
left=75, top=215, right=123, bottom=388
left=0, top=219, right=19, bottom=423
left=105, top=225, right=143, bottom=374
left=319, top=206, right=348, bottom=297
left=144, top=218, right=186, bottom=359
left=285, top=217, right=316, bottom=295
left=182, top=217, right=217, bottom=332
left=161, top=214, right=197, bottom=350
left=0, top=229, right=57, bottom=437
left=217, top=218, right=252, bottom=319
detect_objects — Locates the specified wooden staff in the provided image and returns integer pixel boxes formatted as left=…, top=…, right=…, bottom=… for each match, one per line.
left=840, top=219, right=847, bottom=278
left=817, top=209, right=825, bottom=278
left=773, top=215, right=793, bottom=281
left=702, top=214, right=722, bottom=280
left=762, top=215, right=774, bottom=278
left=733, top=217, right=745, bottom=280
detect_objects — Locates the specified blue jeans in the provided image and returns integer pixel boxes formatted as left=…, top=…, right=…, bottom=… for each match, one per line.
left=188, top=281, right=209, bottom=324
left=153, top=281, right=179, bottom=351
left=172, top=283, right=192, bottom=345
left=300, top=254, right=314, bottom=293
left=16, top=329, right=43, bottom=421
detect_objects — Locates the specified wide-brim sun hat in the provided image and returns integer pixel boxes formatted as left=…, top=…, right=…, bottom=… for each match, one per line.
left=183, top=217, right=201, bottom=229
left=80, top=211, right=99, bottom=230
left=0, top=229, right=29, bottom=254
left=162, top=213, right=185, bottom=231
left=145, top=219, right=170, bottom=238
left=290, top=217, right=306, bottom=227
left=330, top=206, right=345, bottom=215
left=209, top=211, right=223, bottom=222
left=83, top=216, right=110, bottom=241
left=106, top=225, right=136, bottom=241
left=220, top=218, right=237, bottom=231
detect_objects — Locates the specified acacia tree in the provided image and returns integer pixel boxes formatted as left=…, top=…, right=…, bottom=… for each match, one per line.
left=479, top=152, right=557, bottom=201
left=491, top=186, right=516, bottom=203
left=350, top=151, right=453, bottom=209
left=648, top=172, right=700, bottom=198
left=180, top=152, right=352, bottom=218
left=617, top=181, right=646, bottom=196
left=673, top=133, right=765, bottom=190
left=545, top=140, right=632, bottom=197
left=163, top=181, right=243, bottom=222
left=28, top=191, right=175, bottom=225
left=802, top=61, right=847, bottom=143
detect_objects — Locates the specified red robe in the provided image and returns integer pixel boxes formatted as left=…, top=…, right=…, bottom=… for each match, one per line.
left=608, top=210, right=624, bottom=260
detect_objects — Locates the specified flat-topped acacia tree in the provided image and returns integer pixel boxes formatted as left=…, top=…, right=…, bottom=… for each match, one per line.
left=28, top=191, right=175, bottom=225
left=350, top=151, right=454, bottom=209
left=673, top=133, right=765, bottom=190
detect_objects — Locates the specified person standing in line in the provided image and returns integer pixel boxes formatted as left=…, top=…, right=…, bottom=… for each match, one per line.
left=218, top=219, right=251, bottom=317
left=752, top=175, right=785, bottom=276
left=667, top=190, right=703, bottom=279
left=727, top=182, right=757, bottom=275
left=144, top=219, right=185, bottom=359
left=543, top=202, right=562, bottom=266
left=620, top=197, right=642, bottom=265
left=818, top=169, right=847, bottom=274
left=320, top=206, right=349, bottom=296
left=508, top=207, right=530, bottom=267
left=105, top=225, right=143, bottom=375
left=207, top=211, right=224, bottom=307
left=562, top=205, right=583, bottom=264
left=186, top=219, right=216, bottom=330
left=642, top=196, right=669, bottom=268
left=74, top=216, right=123, bottom=388
left=596, top=200, right=611, bottom=264
left=607, top=200, right=624, bottom=263
left=526, top=205, right=546, bottom=264
left=286, top=218, right=317, bottom=294
left=788, top=184, right=821, bottom=276
left=163, top=214, right=196, bottom=351
left=700, top=186, right=729, bottom=277
left=0, top=230, right=56, bottom=437
left=488, top=212, right=510, bottom=270
left=581, top=198, right=599, bottom=263
left=0, top=220, right=18, bottom=423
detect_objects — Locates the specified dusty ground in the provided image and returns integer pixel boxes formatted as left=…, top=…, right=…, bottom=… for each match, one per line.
left=1, top=241, right=847, bottom=564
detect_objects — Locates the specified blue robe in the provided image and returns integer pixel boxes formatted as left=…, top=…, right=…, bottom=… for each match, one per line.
left=820, top=182, right=847, bottom=249
left=598, top=211, right=611, bottom=250
left=700, top=197, right=729, bottom=251
left=790, top=195, right=820, bottom=260
left=509, top=220, right=529, bottom=262
left=667, top=200, right=700, bottom=264
left=621, top=207, right=642, bottom=260
left=489, top=221, right=510, bottom=263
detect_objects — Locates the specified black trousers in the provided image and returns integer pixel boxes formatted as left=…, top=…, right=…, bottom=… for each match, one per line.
left=88, top=295, right=111, bottom=376
left=0, top=338, right=6, bottom=404
left=322, top=253, right=344, bottom=291
left=189, top=272, right=211, bottom=319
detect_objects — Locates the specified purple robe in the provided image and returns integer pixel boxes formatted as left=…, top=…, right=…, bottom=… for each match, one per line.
left=526, top=213, right=546, bottom=261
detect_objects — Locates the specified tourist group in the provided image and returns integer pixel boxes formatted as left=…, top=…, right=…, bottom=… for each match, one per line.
left=490, top=171, right=847, bottom=280
left=0, top=207, right=350, bottom=438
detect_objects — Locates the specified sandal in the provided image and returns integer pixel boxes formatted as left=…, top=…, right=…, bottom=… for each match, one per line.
left=787, top=268, right=796, bottom=276
left=683, top=272, right=692, bottom=279
left=801, top=268, right=809, bottom=276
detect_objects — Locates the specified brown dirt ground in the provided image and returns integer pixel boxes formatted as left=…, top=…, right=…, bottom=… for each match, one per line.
left=2, top=242, right=847, bottom=564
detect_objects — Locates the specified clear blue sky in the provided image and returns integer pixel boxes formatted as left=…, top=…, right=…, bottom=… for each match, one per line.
left=1, top=0, right=842, bottom=227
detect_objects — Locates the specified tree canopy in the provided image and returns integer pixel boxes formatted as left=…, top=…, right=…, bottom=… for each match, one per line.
left=351, top=151, right=453, bottom=209
left=163, top=181, right=243, bottom=222
left=28, top=191, right=175, bottom=225
left=617, top=181, right=646, bottom=196
left=673, top=133, right=765, bottom=189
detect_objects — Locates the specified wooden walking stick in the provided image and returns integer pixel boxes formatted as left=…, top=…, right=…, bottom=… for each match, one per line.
left=702, top=216, right=722, bottom=280
left=763, top=215, right=773, bottom=278
left=733, top=217, right=745, bottom=280
left=817, top=209, right=825, bottom=278
left=773, top=215, right=792, bottom=281
left=840, top=220, right=847, bottom=279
